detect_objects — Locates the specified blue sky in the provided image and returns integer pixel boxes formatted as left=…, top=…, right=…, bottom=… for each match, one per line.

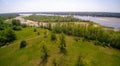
left=0, top=0, right=120, bottom=13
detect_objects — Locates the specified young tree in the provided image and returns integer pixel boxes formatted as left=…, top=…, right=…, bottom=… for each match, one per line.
left=59, top=33, right=67, bottom=54
left=41, top=44, right=49, bottom=65
left=60, top=33, right=66, bottom=47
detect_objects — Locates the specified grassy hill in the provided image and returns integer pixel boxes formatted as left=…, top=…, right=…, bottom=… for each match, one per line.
left=0, top=27, right=120, bottom=66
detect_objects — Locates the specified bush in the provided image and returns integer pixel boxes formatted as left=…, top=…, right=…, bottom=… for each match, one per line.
left=20, top=40, right=27, bottom=48
left=12, top=19, right=21, bottom=26
left=37, top=32, right=40, bottom=35
left=34, top=28, right=37, bottom=32
left=21, top=24, right=27, bottom=28
left=12, top=26, right=22, bottom=31
left=51, top=33, right=57, bottom=41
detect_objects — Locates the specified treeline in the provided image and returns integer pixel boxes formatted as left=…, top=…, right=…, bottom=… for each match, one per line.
left=0, top=14, right=19, bottom=20
left=25, top=15, right=90, bottom=22
left=41, top=23, right=120, bottom=49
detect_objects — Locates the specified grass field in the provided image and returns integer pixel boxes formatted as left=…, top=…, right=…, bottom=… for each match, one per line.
left=0, top=27, right=120, bottom=66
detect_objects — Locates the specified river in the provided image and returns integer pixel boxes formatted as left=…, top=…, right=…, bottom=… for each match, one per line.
left=74, top=16, right=120, bottom=31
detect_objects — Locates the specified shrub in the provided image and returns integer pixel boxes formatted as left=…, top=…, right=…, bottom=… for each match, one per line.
left=21, top=24, right=27, bottom=28
left=20, top=40, right=27, bottom=48
left=34, top=28, right=37, bottom=32
left=12, top=19, right=21, bottom=26
left=12, top=26, right=22, bottom=31
left=37, top=32, right=40, bottom=35
left=51, top=33, right=57, bottom=41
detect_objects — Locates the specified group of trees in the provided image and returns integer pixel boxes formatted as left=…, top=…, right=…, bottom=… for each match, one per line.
left=0, top=14, right=26, bottom=47
left=11, top=19, right=22, bottom=31
left=0, top=28, right=16, bottom=47
left=42, top=23, right=120, bottom=49
left=0, top=18, right=17, bottom=47
left=25, top=15, right=91, bottom=22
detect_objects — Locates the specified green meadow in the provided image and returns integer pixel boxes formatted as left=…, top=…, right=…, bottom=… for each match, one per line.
left=0, top=27, right=120, bottom=66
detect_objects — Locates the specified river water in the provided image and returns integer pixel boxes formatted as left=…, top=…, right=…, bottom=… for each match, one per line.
left=74, top=16, right=120, bottom=31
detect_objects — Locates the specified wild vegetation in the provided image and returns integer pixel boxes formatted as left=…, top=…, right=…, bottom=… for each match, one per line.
left=0, top=14, right=120, bottom=66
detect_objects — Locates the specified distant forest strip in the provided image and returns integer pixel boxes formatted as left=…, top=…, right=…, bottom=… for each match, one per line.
left=0, top=14, right=19, bottom=20
left=39, top=12, right=120, bottom=18
left=25, top=15, right=91, bottom=22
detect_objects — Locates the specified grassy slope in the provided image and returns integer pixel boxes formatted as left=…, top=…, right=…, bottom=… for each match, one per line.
left=0, top=27, right=120, bottom=66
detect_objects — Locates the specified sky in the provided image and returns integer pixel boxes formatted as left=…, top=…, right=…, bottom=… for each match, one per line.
left=0, top=0, right=120, bottom=13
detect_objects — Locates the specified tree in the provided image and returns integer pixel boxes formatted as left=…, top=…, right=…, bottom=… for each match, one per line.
left=0, top=28, right=16, bottom=47
left=41, top=44, right=49, bottom=65
left=59, top=33, right=67, bottom=54
left=20, top=40, right=27, bottom=48
left=60, top=33, right=66, bottom=47
left=12, top=19, right=21, bottom=26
